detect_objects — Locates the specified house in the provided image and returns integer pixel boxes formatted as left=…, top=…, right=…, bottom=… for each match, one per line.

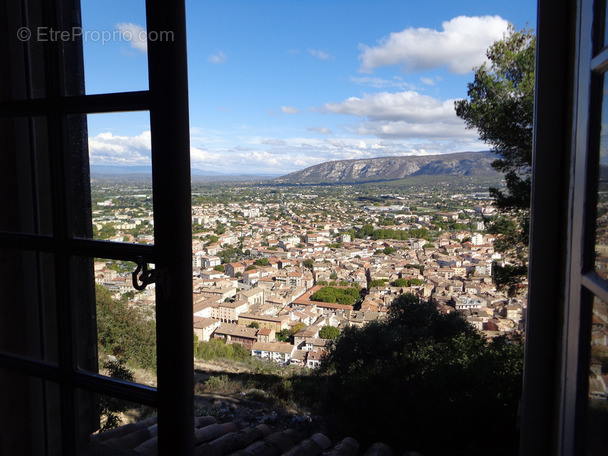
left=256, top=328, right=275, bottom=343
left=197, top=286, right=237, bottom=303
left=250, top=342, right=295, bottom=365
left=289, top=350, right=307, bottom=367
left=200, top=255, right=221, bottom=268
left=238, top=287, right=265, bottom=306
left=193, top=317, right=221, bottom=342
left=199, top=269, right=226, bottom=281
left=238, top=313, right=289, bottom=332
left=224, top=262, right=247, bottom=278
left=241, top=269, right=260, bottom=286
left=193, top=297, right=219, bottom=318
left=302, top=337, right=327, bottom=352
left=217, top=299, right=249, bottom=323
left=293, top=326, right=319, bottom=349
left=455, top=296, right=487, bottom=312
left=306, top=349, right=325, bottom=369
left=211, top=323, right=258, bottom=350
left=305, top=233, right=326, bottom=243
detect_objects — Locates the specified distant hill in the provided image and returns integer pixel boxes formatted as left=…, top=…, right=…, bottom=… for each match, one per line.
left=275, top=151, right=499, bottom=185
left=90, top=165, right=226, bottom=176
left=90, top=165, right=279, bottom=182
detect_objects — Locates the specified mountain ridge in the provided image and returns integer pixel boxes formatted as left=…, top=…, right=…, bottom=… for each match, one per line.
left=275, top=151, right=499, bottom=184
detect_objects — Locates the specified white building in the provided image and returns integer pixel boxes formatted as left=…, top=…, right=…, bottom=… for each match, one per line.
left=250, top=342, right=295, bottom=365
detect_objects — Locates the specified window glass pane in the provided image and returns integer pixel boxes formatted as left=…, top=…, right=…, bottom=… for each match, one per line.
left=604, top=0, right=608, bottom=50
left=0, top=5, right=47, bottom=101
left=85, top=112, right=154, bottom=245
left=0, top=117, right=53, bottom=235
left=77, top=388, right=157, bottom=455
left=75, top=256, right=157, bottom=387
left=586, top=296, right=608, bottom=453
left=0, top=248, right=58, bottom=363
left=595, top=76, right=608, bottom=278
left=80, top=0, right=149, bottom=95
left=0, top=370, right=63, bottom=455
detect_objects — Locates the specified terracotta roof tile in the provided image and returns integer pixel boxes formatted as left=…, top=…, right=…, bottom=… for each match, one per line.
left=82, top=415, right=405, bottom=456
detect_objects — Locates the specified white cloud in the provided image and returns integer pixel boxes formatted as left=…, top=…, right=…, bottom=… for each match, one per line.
left=307, top=126, right=333, bottom=135
left=88, top=131, right=151, bottom=165
left=356, top=120, right=478, bottom=140
left=350, top=76, right=416, bottom=90
left=116, top=23, right=147, bottom=53
left=281, top=106, right=301, bottom=114
left=322, top=90, right=483, bottom=141
left=309, top=49, right=332, bottom=60
left=358, top=15, right=510, bottom=74
left=261, top=139, right=286, bottom=146
left=324, top=90, right=457, bottom=122
left=208, top=50, right=228, bottom=64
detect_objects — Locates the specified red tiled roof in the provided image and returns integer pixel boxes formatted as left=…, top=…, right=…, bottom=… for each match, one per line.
left=82, top=414, right=397, bottom=456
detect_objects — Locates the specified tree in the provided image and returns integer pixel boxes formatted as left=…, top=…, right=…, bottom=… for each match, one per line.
left=205, top=235, right=219, bottom=245
left=368, top=279, right=388, bottom=288
left=383, top=246, right=394, bottom=255
left=311, top=286, right=359, bottom=306
left=98, top=358, right=135, bottom=431
left=96, top=285, right=156, bottom=371
left=455, top=26, right=535, bottom=295
left=393, top=278, right=408, bottom=287
left=319, top=325, right=340, bottom=340
left=214, top=222, right=226, bottom=235
left=317, top=293, right=524, bottom=454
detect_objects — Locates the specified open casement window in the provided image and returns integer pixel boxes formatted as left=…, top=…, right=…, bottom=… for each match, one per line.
left=0, top=0, right=193, bottom=454
left=523, top=0, right=608, bottom=454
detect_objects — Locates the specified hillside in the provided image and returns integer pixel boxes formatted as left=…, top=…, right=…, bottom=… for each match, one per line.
left=275, top=151, right=499, bottom=185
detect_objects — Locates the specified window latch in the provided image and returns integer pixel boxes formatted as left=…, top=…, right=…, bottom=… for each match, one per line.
left=132, top=257, right=156, bottom=290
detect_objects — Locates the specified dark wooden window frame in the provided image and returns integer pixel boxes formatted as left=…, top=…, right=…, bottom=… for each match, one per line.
left=0, top=0, right=194, bottom=454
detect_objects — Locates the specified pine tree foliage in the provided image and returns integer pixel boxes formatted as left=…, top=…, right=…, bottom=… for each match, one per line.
left=455, top=26, right=535, bottom=295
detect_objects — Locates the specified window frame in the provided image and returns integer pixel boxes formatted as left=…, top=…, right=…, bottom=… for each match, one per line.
left=0, top=0, right=194, bottom=454
left=523, top=0, right=608, bottom=454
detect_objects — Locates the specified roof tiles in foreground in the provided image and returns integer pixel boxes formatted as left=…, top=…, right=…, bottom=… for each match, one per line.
left=80, top=414, right=406, bottom=456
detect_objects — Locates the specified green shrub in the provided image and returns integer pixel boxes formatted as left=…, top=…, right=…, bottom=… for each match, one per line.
left=194, top=338, right=250, bottom=362
left=317, top=293, right=524, bottom=454
left=311, top=286, right=360, bottom=306
left=96, top=285, right=156, bottom=371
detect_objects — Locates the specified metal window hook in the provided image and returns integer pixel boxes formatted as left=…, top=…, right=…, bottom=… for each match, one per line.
left=132, top=256, right=156, bottom=290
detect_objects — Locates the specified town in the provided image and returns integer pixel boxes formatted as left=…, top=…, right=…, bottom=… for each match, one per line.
left=92, top=175, right=526, bottom=370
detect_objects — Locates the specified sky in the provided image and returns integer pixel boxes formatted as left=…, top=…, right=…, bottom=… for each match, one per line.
left=80, top=0, right=537, bottom=176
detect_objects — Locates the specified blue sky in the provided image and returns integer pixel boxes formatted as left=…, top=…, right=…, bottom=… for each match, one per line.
left=81, top=0, right=536, bottom=175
